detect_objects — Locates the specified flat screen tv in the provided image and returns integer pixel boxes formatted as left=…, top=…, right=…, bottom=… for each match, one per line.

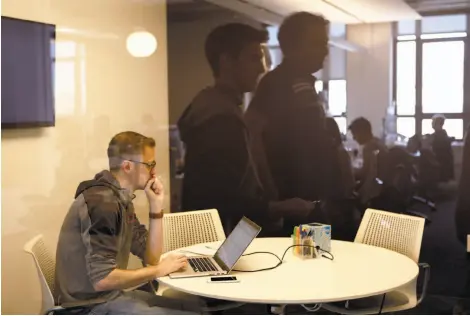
left=1, top=16, right=55, bottom=128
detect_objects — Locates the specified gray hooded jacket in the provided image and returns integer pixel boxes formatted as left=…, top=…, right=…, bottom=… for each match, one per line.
left=54, top=170, right=148, bottom=304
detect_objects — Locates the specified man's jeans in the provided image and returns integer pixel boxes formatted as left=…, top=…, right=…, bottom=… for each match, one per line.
left=89, top=290, right=204, bottom=315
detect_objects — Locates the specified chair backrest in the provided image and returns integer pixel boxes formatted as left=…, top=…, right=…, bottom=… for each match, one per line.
left=24, top=234, right=56, bottom=313
left=355, top=209, right=425, bottom=263
left=163, top=209, right=226, bottom=253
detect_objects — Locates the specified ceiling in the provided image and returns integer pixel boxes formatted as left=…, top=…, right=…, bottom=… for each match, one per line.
left=168, top=0, right=422, bottom=24
left=404, top=0, right=470, bottom=13
left=167, top=0, right=240, bottom=23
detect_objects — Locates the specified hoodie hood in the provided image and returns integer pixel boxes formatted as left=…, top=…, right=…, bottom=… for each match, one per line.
left=74, top=170, right=135, bottom=204
left=177, top=86, right=243, bottom=143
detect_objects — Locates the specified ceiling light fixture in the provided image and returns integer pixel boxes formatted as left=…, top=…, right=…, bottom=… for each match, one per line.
left=126, top=30, right=157, bottom=58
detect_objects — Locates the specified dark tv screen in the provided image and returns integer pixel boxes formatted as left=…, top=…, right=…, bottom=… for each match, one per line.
left=1, top=16, right=55, bottom=128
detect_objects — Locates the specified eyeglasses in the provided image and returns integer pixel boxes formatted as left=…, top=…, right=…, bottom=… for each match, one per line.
left=120, top=157, right=156, bottom=171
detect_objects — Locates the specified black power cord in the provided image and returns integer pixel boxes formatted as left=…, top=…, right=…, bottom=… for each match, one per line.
left=232, top=244, right=334, bottom=273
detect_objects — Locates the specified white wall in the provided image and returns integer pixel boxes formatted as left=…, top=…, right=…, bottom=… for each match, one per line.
left=1, top=0, right=169, bottom=314
left=346, top=23, right=393, bottom=138
left=168, top=15, right=262, bottom=124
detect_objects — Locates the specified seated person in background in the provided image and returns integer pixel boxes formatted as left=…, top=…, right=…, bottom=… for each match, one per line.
left=348, top=117, right=388, bottom=183
left=407, top=134, right=441, bottom=189
left=178, top=23, right=314, bottom=236
left=55, top=131, right=198, bottom=315
left=430, top=114, right=454, bottom=181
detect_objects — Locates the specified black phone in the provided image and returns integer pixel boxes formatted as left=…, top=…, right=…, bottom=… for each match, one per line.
left=207, top=276, right=239, bottom=283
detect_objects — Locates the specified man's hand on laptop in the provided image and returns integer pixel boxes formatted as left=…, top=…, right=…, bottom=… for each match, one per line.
left=158, top=254, right=188, bottom=276
left=269, top=198, right=315, bottom=219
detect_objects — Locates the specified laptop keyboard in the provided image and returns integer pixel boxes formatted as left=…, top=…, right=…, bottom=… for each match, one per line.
left=188, top=257, right=218, bottom=272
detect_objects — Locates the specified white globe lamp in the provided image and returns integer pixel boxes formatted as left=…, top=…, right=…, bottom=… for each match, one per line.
left=126, top=30, right=157, bottom=58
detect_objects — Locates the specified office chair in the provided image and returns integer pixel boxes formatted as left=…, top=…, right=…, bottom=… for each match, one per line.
left=23, top=235, right=106, bottom=315
left=372, top=164, right=433, bottom=224
left=362, top=147, right=434, bottom=224
left=162, top=209, right=226, bottom=253
left=161, top=209, right=244, bottom=312
left=323, top=209, right=430, bottom=314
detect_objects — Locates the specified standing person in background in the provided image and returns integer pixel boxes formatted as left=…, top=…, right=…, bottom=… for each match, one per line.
left=430, top=114, right=454, bottom=181
left=247, top=12, right=340, bottom=234
left=178, top=23, right=315, bottom=236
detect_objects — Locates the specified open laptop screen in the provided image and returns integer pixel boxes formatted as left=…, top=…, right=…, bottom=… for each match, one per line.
left=213, top=217, right=261, bottom=272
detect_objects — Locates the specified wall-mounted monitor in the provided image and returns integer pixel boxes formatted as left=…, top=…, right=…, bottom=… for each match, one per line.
left=1, top=16, right=55, bottom=128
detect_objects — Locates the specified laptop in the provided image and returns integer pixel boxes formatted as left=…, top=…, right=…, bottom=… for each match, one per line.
left=169, top=216, right=261, bottom=279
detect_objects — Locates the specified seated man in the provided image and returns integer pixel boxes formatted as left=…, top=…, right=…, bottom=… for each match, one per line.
left=55, top=131, right=199, bottom=315
left=430, top=114, right=454, bottom=181
left=348, top=117, right=388, bottom=183
left=178, top=23, right=314, bottom=236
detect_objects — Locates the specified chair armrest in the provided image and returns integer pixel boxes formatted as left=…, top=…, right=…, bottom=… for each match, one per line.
left=412, top=196, right=436, bottom=211
left=417, top=262, right=431, bottom=305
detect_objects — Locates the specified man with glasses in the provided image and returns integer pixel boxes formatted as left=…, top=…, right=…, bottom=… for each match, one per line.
left=54, top=131, right=200, bottom=314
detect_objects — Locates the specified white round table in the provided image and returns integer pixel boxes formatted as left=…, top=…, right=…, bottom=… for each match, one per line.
left=158, top=238, right=419, bottom=305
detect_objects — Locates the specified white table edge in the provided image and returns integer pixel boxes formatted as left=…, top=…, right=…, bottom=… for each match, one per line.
left=157, top=239, right=420, bottom=305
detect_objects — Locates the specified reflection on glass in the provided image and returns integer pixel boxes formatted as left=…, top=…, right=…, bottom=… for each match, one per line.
left=422, top=118, right=463, bottom=139
left=55, top=61, right=75, bottom=116
left=268, top=47, right=282, bottom=70
left=314, top=69, right=323, bottom=80
left=329, top=47, right=346, bottom=80
left=330, top=23, right=346, bottom=38
left=422, top=41, right=464, bottom=113
left=421, top=32, right=467, bottom=40
left=80, top=50, right=87, bottom=114
left=397, top=117, right=416, bottom=138
left=334, top=116, right=347, bottom=135
left=328, top=79, right=346, bottom=116
left=267, top=26, right=279, bottom=46
left=398, top=20, right=416, bottom=35
left=55, top=41, right=77, bottom=58
left=396, top=41, right=416, bottom=115
left=421, top=14, right=466, bottom=34
left=52, top=40, right=87, bottom=117
left=397, top=35, right=416, bottom=41
left=315, top=81, right=323, bottom=93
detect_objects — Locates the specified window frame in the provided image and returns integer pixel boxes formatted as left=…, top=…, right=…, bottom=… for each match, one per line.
left=393, top=14, right=470, bottom=140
